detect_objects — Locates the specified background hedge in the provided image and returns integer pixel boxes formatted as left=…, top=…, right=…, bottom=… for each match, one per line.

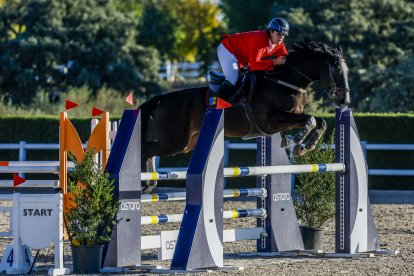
left=1, top=113, right=413, bottom=189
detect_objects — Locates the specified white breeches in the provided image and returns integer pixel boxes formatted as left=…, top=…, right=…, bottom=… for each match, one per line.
left=217, top=43, right=239, bottom=86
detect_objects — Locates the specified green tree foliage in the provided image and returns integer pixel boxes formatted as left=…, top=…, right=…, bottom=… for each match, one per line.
left=137, top=0, right=224, bottom=68
left=0, top=0, right=161, bottom=104
left=66, top=149, right=119, bottom=246
left=220, top=0, right=277, bottom=33
left=114, top=0, right=146, bottom=18
left=360, top=56, right=414, bottom=112
left=275, top=0, right=414, bottom=109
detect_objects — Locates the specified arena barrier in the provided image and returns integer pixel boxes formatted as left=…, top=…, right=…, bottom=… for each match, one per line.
left=0, top=165, right=70, bottom=275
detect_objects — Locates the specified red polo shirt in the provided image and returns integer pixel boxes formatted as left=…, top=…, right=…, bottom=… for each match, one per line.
left=221, top=30, right=288, bottom=71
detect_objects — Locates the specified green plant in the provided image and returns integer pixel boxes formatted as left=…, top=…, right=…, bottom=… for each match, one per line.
left=65, top=148, right=119, bottom=246
left=293, top=133, right=336, bottom=229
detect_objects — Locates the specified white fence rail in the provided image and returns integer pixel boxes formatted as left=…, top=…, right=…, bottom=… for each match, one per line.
left=1, top=140, right=413, bottom=178
left=159, top=61, right=220, bottom=82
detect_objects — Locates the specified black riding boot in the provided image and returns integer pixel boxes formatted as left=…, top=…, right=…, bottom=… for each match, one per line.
left=217, top=80, right=234, bottom=101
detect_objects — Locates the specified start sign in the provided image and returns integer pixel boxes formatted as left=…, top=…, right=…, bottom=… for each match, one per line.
left=15, top=193, right=60, bottom=250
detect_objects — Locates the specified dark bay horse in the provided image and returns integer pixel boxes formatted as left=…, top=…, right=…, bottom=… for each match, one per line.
left=139, top=40, right=350, bottom=192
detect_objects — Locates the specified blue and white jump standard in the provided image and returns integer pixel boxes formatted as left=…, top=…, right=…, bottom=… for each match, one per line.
left=334, top=108, right=378, bottom=254
left=256, top=133, right=304, bottom=253
left=170, top=108, right=225, bottom=270
left=103, top=110, right=141, bottom=268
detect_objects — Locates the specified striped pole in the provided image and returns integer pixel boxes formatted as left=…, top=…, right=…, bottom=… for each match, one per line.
left=0, top=161, right=74, bottom=167
left=140, top=163, right=345, bottom=181
left=0, top=166, right=60, bottom=174
left=141, top=208, right=266, bottom=225
left=141, top=188, right=267, bottom=203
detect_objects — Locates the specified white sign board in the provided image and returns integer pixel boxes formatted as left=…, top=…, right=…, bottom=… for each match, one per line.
left=157, top=230, right=179, bottom=261
left=16, top=194, right=60, bottom=249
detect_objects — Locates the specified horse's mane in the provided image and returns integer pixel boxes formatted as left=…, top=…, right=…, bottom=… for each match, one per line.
left=287, top=38, right=344, bottom=62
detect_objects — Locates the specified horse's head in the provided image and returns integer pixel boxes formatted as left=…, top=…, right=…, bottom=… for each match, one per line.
left=319, top=47, right=350, bottom=108
left=287, top=40, right=351, bottom=108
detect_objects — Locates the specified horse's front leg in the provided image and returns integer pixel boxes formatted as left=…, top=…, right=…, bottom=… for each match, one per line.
left=280, top=114, right=317, bottom=150
left=301, top=117, right=327, bottom=153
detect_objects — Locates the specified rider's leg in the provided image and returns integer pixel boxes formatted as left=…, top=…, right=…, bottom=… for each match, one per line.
left=217, top=80, right=234, bottom=100
left=217, top=43, right=238, bottom=100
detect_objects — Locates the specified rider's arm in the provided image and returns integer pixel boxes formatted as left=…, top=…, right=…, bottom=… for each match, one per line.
left=249, top=40, right=288, bottom=70
left=273, top=56, right=286, bottom=65
left=273, top=43, right=288, bottom=65
left=249, top=47, right=275, bottom=70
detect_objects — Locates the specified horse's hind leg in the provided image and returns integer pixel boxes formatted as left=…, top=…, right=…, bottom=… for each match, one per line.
left=141, top=130, right=198, bottom=193
left=142, top=156, right=157, bottom=193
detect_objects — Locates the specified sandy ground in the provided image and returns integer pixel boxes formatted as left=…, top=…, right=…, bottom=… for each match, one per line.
left=1, top=200, right=413, bottom=275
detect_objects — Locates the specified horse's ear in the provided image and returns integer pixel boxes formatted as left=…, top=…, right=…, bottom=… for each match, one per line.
left=337, top=45, right=343, bottom=54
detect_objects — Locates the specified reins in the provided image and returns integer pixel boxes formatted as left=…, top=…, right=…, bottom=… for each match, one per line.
left=264, top=61, right=346, bottom=98
left=263, top=63, right=311, bottom=94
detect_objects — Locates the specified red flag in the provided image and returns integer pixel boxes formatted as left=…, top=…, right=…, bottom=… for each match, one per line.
left=125, top=92, right=134, bottom=106
left=65, top=100, right=78, bottom=110
left=92, top=107, right=104, bottom=117
left=216, top=98, right=232, bottom=109
left=0, top=161, right=9, bottom=166
left=13, top=173, right=26, bottom=187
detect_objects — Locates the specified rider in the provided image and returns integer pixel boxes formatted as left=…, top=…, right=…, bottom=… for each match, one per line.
left=216, top=18, right=289, bottom=100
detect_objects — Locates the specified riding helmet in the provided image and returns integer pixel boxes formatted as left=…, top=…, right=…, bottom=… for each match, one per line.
left=268, top=18, right=289, bottom=36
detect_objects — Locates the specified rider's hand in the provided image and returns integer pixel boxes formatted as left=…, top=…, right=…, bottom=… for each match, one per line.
left=273, top=56, right=286, bottom=65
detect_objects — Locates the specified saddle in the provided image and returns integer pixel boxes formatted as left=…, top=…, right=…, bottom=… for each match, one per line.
left=207, top=69, right=256, bottom=104
left=206, top=70, right=270, bottom=140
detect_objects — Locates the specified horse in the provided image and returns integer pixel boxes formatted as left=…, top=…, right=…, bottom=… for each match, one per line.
left=139, top=39, right=350, bottom=193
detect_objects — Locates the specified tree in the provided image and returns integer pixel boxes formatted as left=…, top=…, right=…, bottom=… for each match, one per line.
left=359, top=56, right=414, bottom=112
left=137, top=0, right=224, bottom=71
left=272, top=0, right=414, bottom=110
left=220, top=0, right=277, bottom=33
left=0, top=0, right=161, bottom=104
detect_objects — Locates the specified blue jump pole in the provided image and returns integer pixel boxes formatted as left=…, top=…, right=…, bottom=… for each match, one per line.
left=170, top=108, right=225, bottom=270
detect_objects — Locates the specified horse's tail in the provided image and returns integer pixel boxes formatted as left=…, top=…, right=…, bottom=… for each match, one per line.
left=138, top=95, right=162, bottom=144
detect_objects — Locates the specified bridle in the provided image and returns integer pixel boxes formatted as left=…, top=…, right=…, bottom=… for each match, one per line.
left=265, top=60, right=349, bottom=99
left=326, top=62, right=350, bottom=99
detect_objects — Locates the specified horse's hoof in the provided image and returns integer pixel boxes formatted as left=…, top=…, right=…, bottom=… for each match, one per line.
left=293, top=144, right=307, bottom=156
left=142, top=180, right=157, bottom=194
left=305, top=143, right=317, bottom=151
left=281, top=135, right=294, bottom=148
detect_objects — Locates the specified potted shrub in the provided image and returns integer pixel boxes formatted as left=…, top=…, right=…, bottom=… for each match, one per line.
left=293, top=134, right=336, bottom=250
left=64, top=149, right=119, bottom=274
